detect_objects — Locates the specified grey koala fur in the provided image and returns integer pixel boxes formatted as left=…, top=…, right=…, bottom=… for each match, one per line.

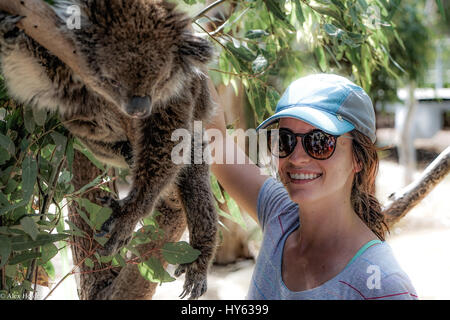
left=0, top=0, right=218, bottom=300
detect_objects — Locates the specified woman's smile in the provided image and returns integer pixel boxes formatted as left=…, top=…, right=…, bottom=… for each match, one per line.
left=287, top=171, right=323, bottom=184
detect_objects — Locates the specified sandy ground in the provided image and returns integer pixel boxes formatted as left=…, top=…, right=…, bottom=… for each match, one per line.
left=39, top=150, right=450, bottom=300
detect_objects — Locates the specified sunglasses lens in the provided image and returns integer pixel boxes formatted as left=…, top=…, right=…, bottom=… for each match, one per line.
left=268, top=130, right=295, bottom=157
left=267, top=129, right=337, bottom=159
left=303, top=130, right=336, bottom=159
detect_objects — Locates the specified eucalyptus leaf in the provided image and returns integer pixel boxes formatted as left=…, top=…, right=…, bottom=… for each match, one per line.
left=252, top=55, right=268, bottom=74
left=8, top=251, right=41, bottom=265
left=0, top=133, right=15, bottom=155
left=32, top=108, right=47, bottom=127
left=20, top=216, right=39, bottom=241
left=0, top=235, right=11, bottom=267
left=138, top=257, right=175, bottom=284
left=10, top=233, right=69, bottom=251
left=162, top=241, right=201, bottom=265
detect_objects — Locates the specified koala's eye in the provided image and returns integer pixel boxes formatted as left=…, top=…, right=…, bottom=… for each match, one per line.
left=100, top=76, right=121, bottom=88
left=109, top=79, right=121, bottom=88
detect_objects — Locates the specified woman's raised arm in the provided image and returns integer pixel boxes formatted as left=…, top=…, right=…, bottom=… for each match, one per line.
left=205, top=80, right=269, bottom=223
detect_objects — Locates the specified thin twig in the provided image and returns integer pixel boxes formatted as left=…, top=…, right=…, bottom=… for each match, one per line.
left=193, top=0, right=228, bottom=21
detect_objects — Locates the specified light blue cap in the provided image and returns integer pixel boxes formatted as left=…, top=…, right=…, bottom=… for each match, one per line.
left=256, top=74, right=376, bottom=143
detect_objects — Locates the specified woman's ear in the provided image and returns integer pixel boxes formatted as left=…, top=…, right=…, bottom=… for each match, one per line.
left=352, top=156, right=362, bottom=173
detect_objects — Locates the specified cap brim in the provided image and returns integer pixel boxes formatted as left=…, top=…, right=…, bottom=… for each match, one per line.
left=256, top=106, right=355, bottom=136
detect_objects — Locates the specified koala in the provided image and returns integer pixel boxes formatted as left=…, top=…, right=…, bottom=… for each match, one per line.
left=0, top=0, right=218, bottom=299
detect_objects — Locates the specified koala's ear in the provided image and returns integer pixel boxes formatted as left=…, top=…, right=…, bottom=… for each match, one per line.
left=179, top=33, right=213, bottom=63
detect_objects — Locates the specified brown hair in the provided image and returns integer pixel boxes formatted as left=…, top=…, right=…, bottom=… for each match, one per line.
left=350, top=130, right=389, bottom=240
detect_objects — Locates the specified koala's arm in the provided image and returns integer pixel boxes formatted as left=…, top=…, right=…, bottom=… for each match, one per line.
left=174, top=136, right=218, bottom=299
left=97, top=94, right=195, bottom=255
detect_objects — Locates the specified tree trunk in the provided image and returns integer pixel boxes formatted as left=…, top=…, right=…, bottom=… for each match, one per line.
left=398, top=81, right=417, bottom=185
left=68, top=150, right=187, bottom=300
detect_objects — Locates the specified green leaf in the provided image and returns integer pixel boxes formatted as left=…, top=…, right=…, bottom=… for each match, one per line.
left=70, top=174, right=104, bottom=198
left=32, top=108, right=47, bottom=127
left=0, top=133, right=15, bottom=155
left=50, top=131, right=67, bottom=164
left=23, top=106, right=35, bottom=134
left=0, top=235, right=11, bottom=267
left=20, top=216, right=39, bottom=241
left=22, top=155, right=38, bottom=202
left=252, top=55, right=268, bottom=74
left=293, top=0, right=305, bottom=24
left=112, top=253, right=127, bottom=268
left=210, top=174, right=225, bottom=204
left=436, top=0, right=446, bottom=21
left=0, top=147, right=10, bottom=165
left=65, top=219, right=88, bottom=238
left=84, top=257, right=94, bottom=269
left=42, top=260, right=55, bottom=280
left=245, top=29, right=269, bottom=39
left=8, top=251, right=41, bottom=265
left=225, top=42, right=256, bottom=62
left=10, top=233, right=69, bottom=251
left=265, top=0, right=295, bottom=30
left=38, top=243, right=59, bottom=265
left=266, top=86, right=280, bottom=114
left=314, top=46, right=328, bottom=72
left=138, top=257, right=175, bottom=284
left=75, top=198, right=112, bottom=231
left=162, top=241, right=201, bottom=265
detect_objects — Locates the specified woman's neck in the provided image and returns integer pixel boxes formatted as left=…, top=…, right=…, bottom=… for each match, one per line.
left=293, top=193, right=375, bottom=257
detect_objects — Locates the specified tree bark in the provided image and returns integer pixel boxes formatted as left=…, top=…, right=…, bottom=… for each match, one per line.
left=69, top=150, right=187, bottom=300
left=383, top=146, right=450, bottom=226
left=398, top=81, right=417, bottom=185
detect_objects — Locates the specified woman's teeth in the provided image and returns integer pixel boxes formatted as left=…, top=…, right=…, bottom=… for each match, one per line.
left=289, top=173, right=321, bottom=180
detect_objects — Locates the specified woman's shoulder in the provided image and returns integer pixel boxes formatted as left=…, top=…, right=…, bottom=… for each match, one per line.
left=338, top=242, right=419, bottom=299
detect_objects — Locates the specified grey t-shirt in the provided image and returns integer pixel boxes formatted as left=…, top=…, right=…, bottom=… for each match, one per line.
left=247, top=177, right=418, bottom=300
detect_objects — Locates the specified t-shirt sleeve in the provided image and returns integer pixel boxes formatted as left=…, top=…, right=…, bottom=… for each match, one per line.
left=256, top=177, right=298, bottom=231
left=378, top=272, right=419, bottom=300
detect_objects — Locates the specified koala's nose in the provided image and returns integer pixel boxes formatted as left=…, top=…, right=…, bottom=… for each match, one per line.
left=126, top=96, right=152, bottom=118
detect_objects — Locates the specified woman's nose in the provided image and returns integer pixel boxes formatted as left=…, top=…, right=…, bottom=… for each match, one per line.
left=288, top=138, right=310, bottom=165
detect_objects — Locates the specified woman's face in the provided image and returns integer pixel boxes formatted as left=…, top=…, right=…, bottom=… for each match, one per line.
left=276, top=118, right=358, bottom=205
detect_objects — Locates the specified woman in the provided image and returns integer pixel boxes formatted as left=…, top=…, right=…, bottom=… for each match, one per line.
left=208, top=73, right=418, bottom=299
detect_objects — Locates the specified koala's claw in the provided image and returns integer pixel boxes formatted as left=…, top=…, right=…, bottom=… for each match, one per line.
left=175, top=263, right=207, bottom=300
left=97, top=195, right=121, bottom=209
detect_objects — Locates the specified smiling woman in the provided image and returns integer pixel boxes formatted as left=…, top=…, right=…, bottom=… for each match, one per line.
left=209, top=73, right=418, bottom=300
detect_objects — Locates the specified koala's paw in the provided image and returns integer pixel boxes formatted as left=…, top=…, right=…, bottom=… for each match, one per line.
left=0, top=14, right=25, bottom=45
left=174, top=262, right=207, bottom=300
left=96, top=196, right=134, bottom=256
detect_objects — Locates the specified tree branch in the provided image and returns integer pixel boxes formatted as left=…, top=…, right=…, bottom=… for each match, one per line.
left=383, top=146, right=450, bottom=226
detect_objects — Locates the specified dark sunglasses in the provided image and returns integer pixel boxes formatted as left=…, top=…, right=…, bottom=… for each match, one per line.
left=267, top=128, right=345, bottom=160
